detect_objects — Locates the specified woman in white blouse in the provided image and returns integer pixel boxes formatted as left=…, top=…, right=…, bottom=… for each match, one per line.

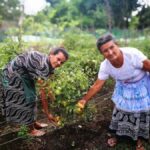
left=77, top=33, right=150, bottom=150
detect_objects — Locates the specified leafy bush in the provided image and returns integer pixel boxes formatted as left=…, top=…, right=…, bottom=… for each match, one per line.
left=41, top=32, right=103, bottom=124
left=62, top=30, right=96, bottom=51
left=121, top=38, right=150, bottom=58
left=0, top=39, right=23, bottom=69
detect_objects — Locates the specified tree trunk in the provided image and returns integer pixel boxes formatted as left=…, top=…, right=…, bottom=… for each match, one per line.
left=104, top=0, right=112, bottom=32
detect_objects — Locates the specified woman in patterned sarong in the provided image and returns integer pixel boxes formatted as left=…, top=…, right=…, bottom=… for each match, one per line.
left=0, top=47, right=69, bottom=136
left=77, top=34, right=150, bottom=150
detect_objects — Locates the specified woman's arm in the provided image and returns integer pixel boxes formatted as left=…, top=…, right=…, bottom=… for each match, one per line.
left=77, top=79, right=106, bottom=107
left=40, top=88, right=56, bottom=122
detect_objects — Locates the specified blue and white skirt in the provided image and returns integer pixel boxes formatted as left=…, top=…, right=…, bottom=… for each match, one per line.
left=112, top=74, right=150, bottom=112
left=110, top=74, right=150, bottom=140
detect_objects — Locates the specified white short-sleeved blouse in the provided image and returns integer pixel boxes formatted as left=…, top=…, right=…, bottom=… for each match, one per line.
left=98, top=47, right=147, bottom=82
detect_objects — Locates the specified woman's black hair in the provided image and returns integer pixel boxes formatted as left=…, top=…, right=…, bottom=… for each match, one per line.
left=50, top=47, right=69, bottom=60
left=96, top=33, right=115, bottom=51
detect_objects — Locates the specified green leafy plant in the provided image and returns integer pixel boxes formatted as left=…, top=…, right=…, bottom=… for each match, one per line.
left=0, top=38, right=23, bottom=69
left=17, top=125, right=29, bottom=139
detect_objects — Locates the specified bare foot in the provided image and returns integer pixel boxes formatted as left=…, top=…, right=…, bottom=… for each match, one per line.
left=107, top=137, right=117, bottom=147
left=29, top=129, right=45, bottom=137
left=34, top=121, right=48, bottom=129
left=136, top=139, right=145, bottom=150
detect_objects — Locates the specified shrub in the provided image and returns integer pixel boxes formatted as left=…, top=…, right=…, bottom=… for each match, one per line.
left=0, top=39, right=22, bottom=69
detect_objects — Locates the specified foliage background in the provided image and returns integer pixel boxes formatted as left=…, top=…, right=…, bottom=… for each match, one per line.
left=0, top=0, right=150, bottom=124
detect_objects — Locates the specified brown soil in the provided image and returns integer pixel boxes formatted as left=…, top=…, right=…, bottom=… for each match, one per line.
left=0, top=90, right=141, bottom=150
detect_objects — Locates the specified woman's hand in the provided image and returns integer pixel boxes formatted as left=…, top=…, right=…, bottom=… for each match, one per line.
left=77, top=99, right=87, bottom=109
left=75, top=99, right=87, bottom=114
left=47, top=113, right=56, bottom=122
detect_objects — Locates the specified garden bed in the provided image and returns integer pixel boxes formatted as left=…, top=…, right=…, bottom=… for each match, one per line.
left=0, top=91, right=150, bottom=150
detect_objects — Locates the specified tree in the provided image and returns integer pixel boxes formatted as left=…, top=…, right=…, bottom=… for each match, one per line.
left=48, top=0, right=108, bottom=30
left=46, top=0, right=61, bottom=7
left=109, top=0, right=139, bottom=28
left=138, top=7, right=150, bottom=29
left=0, top=0, right=21, bottom=21
left=103, top=0, right=113, bottom=31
